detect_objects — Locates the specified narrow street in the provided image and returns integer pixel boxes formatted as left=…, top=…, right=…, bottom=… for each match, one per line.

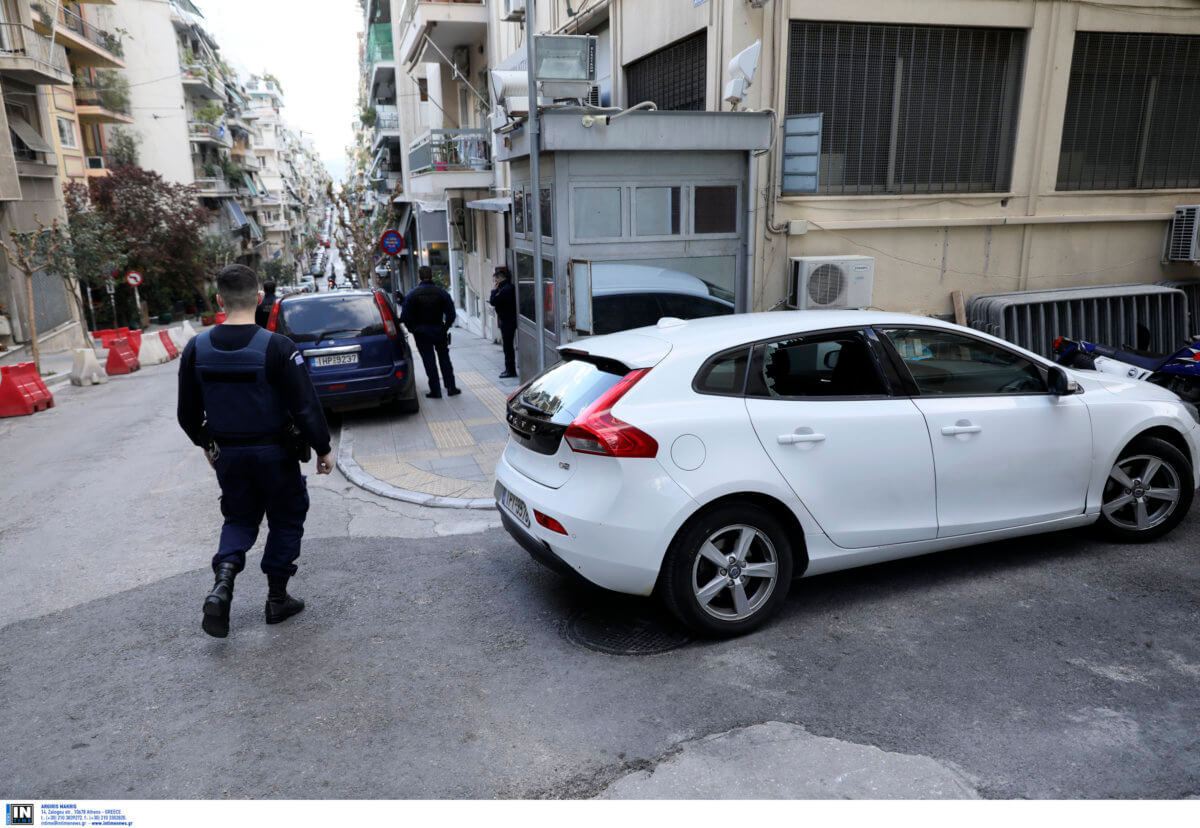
left=2, top=356, right=1199, bottom=799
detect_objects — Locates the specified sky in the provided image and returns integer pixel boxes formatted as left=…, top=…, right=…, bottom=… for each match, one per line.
left=192, top=0, right=362, bottom=183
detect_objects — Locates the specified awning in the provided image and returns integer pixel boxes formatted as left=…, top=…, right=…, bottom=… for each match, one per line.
left=8, top=115, right=54, bottom=154
left=220, top=198, right=248, bottom=230
left=466, top=196, right=512, bottom=212
left=245, top=215, right=263, bottom=241
left=242, top=173, right=259, bottom=196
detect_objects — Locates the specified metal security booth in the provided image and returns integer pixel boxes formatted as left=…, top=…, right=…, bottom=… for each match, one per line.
left=496, top=109, right=772, bottom=378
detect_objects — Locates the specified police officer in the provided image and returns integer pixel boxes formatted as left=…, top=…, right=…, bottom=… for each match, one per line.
left=489, top=266, right=517, bottom=378
left=177, top=265, right=333, bottom=638
left=254, top=280, right=276, bottom=328
left=401, top=266, right=459, bottom=398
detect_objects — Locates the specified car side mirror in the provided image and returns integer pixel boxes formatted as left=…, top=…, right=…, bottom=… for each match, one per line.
left=1048, top=366, right=1079, bottom=396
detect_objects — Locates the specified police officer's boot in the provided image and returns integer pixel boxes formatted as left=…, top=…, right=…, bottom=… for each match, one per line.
left=265, top=575, right=305, bottom=625
left=202, top=562, right=238, bottom=638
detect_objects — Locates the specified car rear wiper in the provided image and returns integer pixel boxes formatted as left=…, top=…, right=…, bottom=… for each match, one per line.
left=315, top=329, right=361, bottom=344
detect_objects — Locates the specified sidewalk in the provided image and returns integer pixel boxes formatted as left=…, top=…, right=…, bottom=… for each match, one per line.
left=338, top=326, right=520, bottom=509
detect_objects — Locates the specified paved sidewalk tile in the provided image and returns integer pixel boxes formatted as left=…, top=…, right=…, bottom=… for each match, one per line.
left=339, top=326, right=523, bottom=508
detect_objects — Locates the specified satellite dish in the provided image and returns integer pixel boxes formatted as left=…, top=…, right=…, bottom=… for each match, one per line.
left=724, top=40, right=762, bottom=109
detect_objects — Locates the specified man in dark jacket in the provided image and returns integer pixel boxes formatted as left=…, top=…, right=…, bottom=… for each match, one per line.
left=178, top=265, right=333, bottom=638
left=254, top=280, right=276, bottom=328
left=489, top=266, right=517, bottom=378
left=400, top=266, right=459, bottom=398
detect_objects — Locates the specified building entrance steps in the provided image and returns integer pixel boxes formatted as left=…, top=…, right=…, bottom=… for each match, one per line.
left=337, top=325, right=522, bottom=509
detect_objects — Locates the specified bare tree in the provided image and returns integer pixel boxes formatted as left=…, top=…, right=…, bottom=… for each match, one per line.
left=0, top=214, right=67, bottom=374
left=328, top=181, right=387, bottom=288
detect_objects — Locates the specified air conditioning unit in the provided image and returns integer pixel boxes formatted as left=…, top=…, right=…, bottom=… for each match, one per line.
left=502, top=0, right=525, bottom=22
left=787, top=255, right=875, bottom=309
left=1164, top=205, right=1200, bottom=263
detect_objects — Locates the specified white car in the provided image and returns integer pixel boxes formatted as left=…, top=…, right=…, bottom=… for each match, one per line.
left=495, top=311, right=1200, bottom=636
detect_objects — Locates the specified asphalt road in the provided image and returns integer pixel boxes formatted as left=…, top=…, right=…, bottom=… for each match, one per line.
left=1, top=355, right=1198, bottom=799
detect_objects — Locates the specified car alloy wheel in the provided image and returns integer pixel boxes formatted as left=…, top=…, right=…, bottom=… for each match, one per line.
left=690, top=524, right=779, bottom=622
left=1102, top=453, right=1181, bottom=532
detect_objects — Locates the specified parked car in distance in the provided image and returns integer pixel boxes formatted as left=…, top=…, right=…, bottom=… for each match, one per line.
left=268, top=289, right=419, bottom=414
left=588, top=263, right=734, bottom=336
left=496, top=311, right=1200, bottom=636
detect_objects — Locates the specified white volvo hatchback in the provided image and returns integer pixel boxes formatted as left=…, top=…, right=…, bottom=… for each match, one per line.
left=495, top=311, right=1200, bottom=636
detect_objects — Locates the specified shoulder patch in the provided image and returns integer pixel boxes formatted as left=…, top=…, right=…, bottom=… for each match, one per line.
left=293, top=352, right=304, bottom=366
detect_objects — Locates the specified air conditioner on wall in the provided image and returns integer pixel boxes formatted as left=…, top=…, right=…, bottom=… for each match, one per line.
left=1164, top=205, right=1200, bottom=264
left=787, top=256, right=875, bottom=310
left=502, top=0, right=526, bottom=23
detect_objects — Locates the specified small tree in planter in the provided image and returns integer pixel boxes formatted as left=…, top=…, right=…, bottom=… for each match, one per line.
left=0, top=215, right=67, bottom=374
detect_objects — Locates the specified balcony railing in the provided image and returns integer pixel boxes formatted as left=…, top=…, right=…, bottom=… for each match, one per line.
left=33, top=3, right=124, bottom=57
left=0, top=22, right=71, bottom=82
left=408, top=128, right=490, bottom=175
left=367, top=23, right=393, bottom=64
left=373, top=105, right=400, bottom=132
left=75, top=84, right=130, bottom=115
left=188, top=121, right=228, bottom=143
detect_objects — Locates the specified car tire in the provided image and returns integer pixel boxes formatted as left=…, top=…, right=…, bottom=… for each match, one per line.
left=394, top=392, right=419, bottom=415
left=659, top=502, right=794, bottom=637
left=1095, top=436, right=1193, bottom=543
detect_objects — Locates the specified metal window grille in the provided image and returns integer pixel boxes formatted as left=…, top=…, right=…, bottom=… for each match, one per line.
left=1057, top=32, right=1200, bottom=191
left=626, top=30, right=706, bottom=112
left=785, top=21, right=1025, bottom=195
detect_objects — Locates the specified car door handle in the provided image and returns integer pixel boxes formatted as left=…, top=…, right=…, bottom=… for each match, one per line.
left=941, top=423, right=982, bottom=435
left=778, top=432, right=826, bottom=445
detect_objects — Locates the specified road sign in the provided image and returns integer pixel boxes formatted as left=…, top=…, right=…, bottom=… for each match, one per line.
left=125, top=271, right=143, bottom=287
left=379, top=229, right=404, bottom=256
left=105, top=281, right=115, bottom=295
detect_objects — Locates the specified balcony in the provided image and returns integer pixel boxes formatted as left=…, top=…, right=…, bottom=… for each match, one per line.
left=370, top=105, right=401, bottom=149
left=31, top=3, right=124, bottom=69
left=397, top=0, right=487, bottom=66
left=192, top=167, right=236, bottom=196
left=407, top=128, right=491, bottom=196
left=188, top=121, right=231, bottom=147
left=181, top=63, right=225, bottom=101
left=74, top=85, right=133, bottom=125
left=0, top=23, right=71, bottom=85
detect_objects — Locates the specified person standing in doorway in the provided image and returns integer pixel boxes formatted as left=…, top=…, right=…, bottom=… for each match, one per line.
left=401, top=266, right=459, bottom=398
left=255, top=280, right=277, bottom=328
left=489, top=266, right=517, bottom=378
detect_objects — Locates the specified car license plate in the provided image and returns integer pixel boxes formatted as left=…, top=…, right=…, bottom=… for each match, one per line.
left=496, top=483, right=530, bottom=527
left=312, top=353, right=358, bottom=368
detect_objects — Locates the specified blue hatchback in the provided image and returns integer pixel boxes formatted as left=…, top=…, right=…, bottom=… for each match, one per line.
left=268, top=289, right=419, bottom=413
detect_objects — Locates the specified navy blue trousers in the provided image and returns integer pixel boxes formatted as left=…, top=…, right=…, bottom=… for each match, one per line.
left=499, top=321, right=516, bottom=374
left=414, top=332, right=457, bottom=394
left=211, top=445, right=309, bottom=578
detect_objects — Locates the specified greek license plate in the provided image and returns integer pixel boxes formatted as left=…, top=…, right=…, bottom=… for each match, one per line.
left=496, top=483, right=529, bottom=527
left=312, top=354, right=358, bottom=367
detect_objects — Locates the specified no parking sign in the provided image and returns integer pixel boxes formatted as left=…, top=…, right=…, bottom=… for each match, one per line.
left=379, top=230, right=404, bottom=256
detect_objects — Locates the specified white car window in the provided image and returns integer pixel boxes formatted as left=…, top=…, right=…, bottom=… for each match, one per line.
left=882, top=328, right=1047, bottom=396
left=753, top=331, right=888, bottom=398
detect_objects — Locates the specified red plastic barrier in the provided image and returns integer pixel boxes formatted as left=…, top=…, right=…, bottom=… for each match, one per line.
left=92, top=329, right=119, bottom=348
left=158, top=329, right=179, bottom=359
left=126, top=329, right=142, bottom=355
left=215, top=312, right=227, bottom=324
left=0, top=362, right=54, bottom=417
left=105, top=338, right=140, bottom=375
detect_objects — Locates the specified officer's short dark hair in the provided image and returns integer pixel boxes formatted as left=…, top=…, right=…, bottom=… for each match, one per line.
left=217, top=265, right=259, bottom=311
left=418, top=266, right=433, bottom=281
left=262, top=280, right=276, bottom=294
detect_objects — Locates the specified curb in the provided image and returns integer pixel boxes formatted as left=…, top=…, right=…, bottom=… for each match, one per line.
left=337, top=426, right=496, bottom=511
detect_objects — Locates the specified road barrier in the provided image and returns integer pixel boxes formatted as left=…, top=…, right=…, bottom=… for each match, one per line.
left=105, top=339, right=140, bottom=375
left=126, top=329, right=142, bottom=355
left=92, top=329, right=120, bottom=348
left=70, top=348, right=108, bottom=387
left=158, top=329, right=179, bottom=360
left=167, top=327, right=186, bottom=351
left=180, top=321, right=198, bottom=341
left=0, top=362, right=54, bottom=417
left=138, top=331, right=170, bottom=365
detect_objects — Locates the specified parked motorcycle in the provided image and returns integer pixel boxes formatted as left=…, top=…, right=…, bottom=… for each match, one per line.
left=1052, top=333, right=1200, bottom=402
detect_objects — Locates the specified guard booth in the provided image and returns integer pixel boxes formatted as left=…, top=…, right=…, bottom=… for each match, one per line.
left=496, top=110, right=772, bottom=378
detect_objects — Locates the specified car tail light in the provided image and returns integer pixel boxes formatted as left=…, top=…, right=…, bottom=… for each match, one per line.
left=564, top=368, right=657, bottom=458
left=374, top=291, right=397, bottom=338
left=266, top=299, right=281, bottom=332
left=534, top=510, right=568, bottom=535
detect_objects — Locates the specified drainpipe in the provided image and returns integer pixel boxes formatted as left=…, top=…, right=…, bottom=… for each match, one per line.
left=527, top=0, right=545, bottom=372
left=743, top=150, right=756, bottom=314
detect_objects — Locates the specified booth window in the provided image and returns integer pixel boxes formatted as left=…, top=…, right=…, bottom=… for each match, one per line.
left=516, top=253, right=556, bottom=332
left=635, top=187, right=681, bottom=236
left=513, top=187, right=525, bottom=236
left=540, top=186, right=553, bottom=238
left=694, top=186, right=737, bottom=234
left=573, top=186, right=622, bottom=238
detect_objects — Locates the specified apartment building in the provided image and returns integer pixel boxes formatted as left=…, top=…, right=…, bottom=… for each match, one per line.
left=364, top=0, right=1200, bottom=367
left=0, top=0, right=87, bottom=352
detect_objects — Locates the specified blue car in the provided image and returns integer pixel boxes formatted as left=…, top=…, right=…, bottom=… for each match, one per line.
left=268, top=289, right=419, bottom=413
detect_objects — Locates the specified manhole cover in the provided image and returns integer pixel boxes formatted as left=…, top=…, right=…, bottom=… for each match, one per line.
left=564, top=609, right=694, bottom=656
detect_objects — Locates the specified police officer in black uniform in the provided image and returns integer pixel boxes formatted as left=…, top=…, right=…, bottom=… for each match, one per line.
left=488, top=266, right=517, bottom=378
left=177, top=265, right=333, bottom=638
left=400, top=266, right=460, bottom=398
left=254, top=280, right=276, bottom=328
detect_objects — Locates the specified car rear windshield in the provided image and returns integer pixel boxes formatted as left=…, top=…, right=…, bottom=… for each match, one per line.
left=279, top=295, right=383, bottom=343
left=516, top=358, right=626, bottom=425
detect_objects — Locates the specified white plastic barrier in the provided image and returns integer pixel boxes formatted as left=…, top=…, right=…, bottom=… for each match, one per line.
left=138, top=330, right=170, bottom=365
left=180, top=320, right=199, bottom=341
left=69, top=348, right=108, bottom=386
left=168, top=326, right=186, bottom=350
